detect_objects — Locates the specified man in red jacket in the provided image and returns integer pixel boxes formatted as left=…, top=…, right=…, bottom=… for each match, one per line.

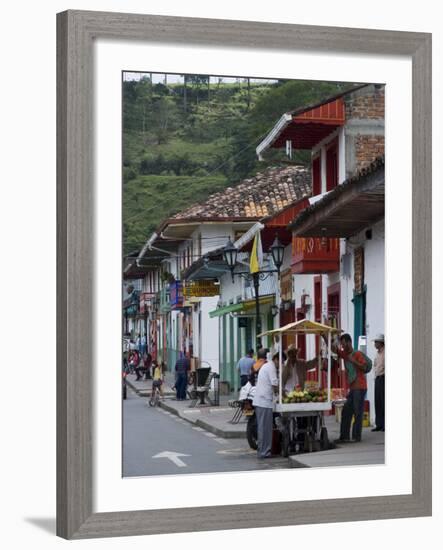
left=334, top=333, right=370, bottom=443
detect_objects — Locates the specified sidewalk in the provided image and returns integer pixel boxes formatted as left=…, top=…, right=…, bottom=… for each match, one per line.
left=289, top=420, right=385, bottom=468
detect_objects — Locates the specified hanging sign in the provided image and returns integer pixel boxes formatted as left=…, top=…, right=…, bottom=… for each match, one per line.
left=183, top=280, right=220, bottom=298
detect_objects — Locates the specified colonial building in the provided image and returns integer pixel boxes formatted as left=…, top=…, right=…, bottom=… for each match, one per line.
left=256, top=84, right=385, bottom=419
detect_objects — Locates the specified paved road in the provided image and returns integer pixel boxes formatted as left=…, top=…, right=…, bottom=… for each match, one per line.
left=123, top=388, right=290, bottom=477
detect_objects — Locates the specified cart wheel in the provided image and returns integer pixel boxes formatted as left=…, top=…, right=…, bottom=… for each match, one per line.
left=246, top=414, right=258, bottom=450
left=320, top=427, right=329, bottom=450
left=304, top=433, right=313, bottom=453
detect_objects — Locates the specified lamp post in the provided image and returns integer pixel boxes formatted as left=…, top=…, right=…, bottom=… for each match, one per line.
left=223, top=233, right=285, bottom=349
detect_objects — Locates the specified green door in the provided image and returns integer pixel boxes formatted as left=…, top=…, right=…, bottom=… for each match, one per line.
left=353, top=288, right=366, bottom=347
left=221, top=314, right=227, bottom=382
left=245, top=318, right=253, bottom=353
left=229, top=314, right=236, bottom=391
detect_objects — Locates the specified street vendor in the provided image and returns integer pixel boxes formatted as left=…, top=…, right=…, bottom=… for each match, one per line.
left=253, top=350, right=286, bottom=459
left=282, top=344, right=319, bottom=394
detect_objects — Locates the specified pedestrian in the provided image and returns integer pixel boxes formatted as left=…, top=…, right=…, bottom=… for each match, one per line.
left=133, top=350, right=143, bottom=381
left=136, top=333, right=141, bottom=352
left=331, top=333, right=372, bottom=443
left=252, top=350, right=286, bottom=459
left=174, top=352, right=190, bottom=400
left=372, top=334, right=385, bottom=432
left=236, top=349, right=255, bottom=387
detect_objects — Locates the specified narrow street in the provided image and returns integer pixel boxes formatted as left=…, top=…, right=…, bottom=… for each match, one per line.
left=123, top=387, right=290, bottom=477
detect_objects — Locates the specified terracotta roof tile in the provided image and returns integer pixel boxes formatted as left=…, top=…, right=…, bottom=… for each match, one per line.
left=173, top=165, right=311, bottom=220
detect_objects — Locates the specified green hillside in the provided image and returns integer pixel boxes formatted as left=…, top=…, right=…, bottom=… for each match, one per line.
left=123, top=75, right=351, bottom=255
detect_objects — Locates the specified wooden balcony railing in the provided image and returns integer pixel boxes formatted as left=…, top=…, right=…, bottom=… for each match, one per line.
left=291, top=237, right=340, bottom=274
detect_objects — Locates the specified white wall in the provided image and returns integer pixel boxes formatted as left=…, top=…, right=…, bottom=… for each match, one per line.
left=218, top=269, right=244, bottom=305
left=364, top=220, right=385, bottom=422
left=199, top=297, right=220, bottom=372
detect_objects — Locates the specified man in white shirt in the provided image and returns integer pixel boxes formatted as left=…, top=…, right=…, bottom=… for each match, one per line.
left=253, top=351, right=286, bottom=458
left=372, top=334, right=385, bottom=432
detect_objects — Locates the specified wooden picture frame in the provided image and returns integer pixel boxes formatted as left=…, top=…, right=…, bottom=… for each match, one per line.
left=57, top=10, right=431, bottom=539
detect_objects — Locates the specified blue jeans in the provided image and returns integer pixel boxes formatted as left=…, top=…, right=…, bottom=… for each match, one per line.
left=340, top=389, right=367, bottom=441
left=176, top=372, right=187, bottom=400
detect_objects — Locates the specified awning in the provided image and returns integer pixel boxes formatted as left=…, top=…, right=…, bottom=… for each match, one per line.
left=258, top=318, right=342, bottom=337
left=290, top=158, right=384, bottom=238
left=209, top=302, right=244, bottom=318
left=209, top=295, right=275, bottom=318
left=256, top=85, right=367, bottom=158
left=242, top=295, right=275, bottom=311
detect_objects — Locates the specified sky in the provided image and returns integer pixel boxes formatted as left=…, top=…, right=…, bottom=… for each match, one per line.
left=123, top=71, right=278, bottom=85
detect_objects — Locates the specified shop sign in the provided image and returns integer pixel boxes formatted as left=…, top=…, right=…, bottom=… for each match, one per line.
left=183, top=280, right=220, bottom=298
left=169, top=281, right=184, bottom=308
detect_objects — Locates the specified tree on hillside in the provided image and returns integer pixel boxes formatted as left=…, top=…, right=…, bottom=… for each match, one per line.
left=151, top=97, right=179, bottom=144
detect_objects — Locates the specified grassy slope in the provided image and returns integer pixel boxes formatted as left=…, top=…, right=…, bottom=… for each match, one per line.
left=123, top=174, right=228, bottom=254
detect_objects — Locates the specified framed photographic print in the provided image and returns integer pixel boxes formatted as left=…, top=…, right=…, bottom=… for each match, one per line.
left=57, top=10, right=431, bottom=539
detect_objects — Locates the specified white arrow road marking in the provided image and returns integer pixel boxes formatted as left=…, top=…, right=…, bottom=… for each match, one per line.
left=152, top=451, right=190, bottom=467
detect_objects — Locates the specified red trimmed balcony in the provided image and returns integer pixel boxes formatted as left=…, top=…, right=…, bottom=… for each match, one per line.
left=291, top=237, right=340, bottom=274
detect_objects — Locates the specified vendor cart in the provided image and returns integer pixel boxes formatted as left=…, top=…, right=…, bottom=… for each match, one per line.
left=257, top=319, right=341, bottom=457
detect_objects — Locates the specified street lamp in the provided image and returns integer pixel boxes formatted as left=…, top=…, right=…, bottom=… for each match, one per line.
left=222, top=232, right=285, bottom=348
left=270, top=235, right=285, bottom=272
left=222, top=238, right=238, bottom=281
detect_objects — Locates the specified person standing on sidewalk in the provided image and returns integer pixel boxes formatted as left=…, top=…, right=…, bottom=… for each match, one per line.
left=372, top=334, right=385, bottom=432
left=236, top=349, right=255, bottom=388
left=253, top=351, right=286, bottom=459
left=175, top=352, right=190, bottom=401
left=332, top=333, right=372, bottom=443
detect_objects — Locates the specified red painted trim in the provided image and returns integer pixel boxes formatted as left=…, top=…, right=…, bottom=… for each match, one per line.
left=293, top=98, right=345, bottom=125
left=314, top=275, right=322, bottom=323
left=312, top=156, right=321, bottom=197
left=326, top=136, right=339, bottom=191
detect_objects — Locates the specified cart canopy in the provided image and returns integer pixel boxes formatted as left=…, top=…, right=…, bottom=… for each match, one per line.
left=258, top=318, right=342, bottom=337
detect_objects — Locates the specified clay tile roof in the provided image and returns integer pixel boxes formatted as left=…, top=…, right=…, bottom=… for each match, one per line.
left=172, top=165, right=311, bottom=220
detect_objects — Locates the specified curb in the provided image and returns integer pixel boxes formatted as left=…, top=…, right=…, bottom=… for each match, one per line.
left=126, top=379, right=174, bottom=398
left=158, top=400, right=246, bottom=439
left=195, top=418, right=246, bottom=439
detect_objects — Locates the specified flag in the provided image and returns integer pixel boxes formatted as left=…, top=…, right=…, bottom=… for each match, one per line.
left=249, top=232, right=263, bottom=274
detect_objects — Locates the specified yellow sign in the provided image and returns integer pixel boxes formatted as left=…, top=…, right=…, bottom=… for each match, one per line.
left=183, top=281, right=219, bottom=298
